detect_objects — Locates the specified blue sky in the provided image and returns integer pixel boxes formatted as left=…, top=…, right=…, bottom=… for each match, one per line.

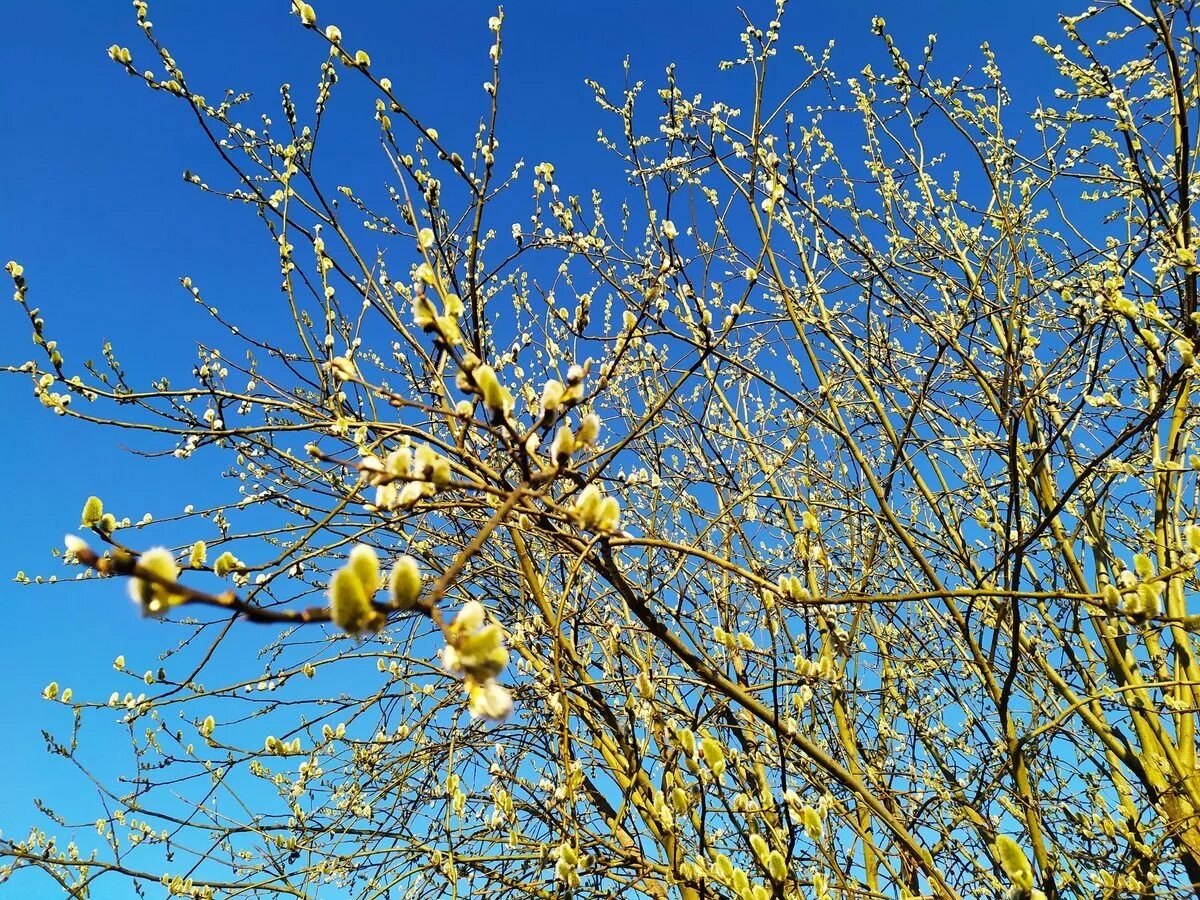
left=0, top=1, right=1065, bottom=895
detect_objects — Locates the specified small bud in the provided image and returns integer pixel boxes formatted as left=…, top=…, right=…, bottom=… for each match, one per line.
left=189, top=540, right=207, bottom=568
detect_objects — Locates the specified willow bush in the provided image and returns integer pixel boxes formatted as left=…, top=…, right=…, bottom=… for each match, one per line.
left=5, top=1, right=1200, bottom=897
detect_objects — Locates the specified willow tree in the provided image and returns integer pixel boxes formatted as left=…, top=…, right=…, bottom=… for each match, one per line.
left=6, top=0, right=1200, bottom=897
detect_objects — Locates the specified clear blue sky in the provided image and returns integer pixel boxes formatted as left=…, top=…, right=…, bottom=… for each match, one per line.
left=0, top=1, right=1062, bottom=895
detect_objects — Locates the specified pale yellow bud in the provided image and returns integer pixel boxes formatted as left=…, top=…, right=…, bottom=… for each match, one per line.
left=129, top=548, right=182, bottom=616
left=414, top=261, right=436, bottom=285
left=995, top=835, right=1034, bottom=891
left=64, top=534, right=89, bottom=558
left=675, top=727, right=696, bottom=755
left=541, top=379, right=565, bottom=414
left=467, top=679, right=513, bottom=721
left=550, top=425, right=575, bottom=461
left=213, top=551, right=241, bottom=578
left=329, top=356, right=357, bottom=381
left=699, top=735, right=726, bottom=777
left=670, top=786, right=690, bottom=813
left=802, top=805, right=823, bottom=840
left=347, top=544, right=381, bottom=596
left=766, top=850, right=787, bottom=882
left=572, top=484, right=602, bottom=526
left=473, top=364, right=511, bottom=414
left=595, top=496, right=621, bottom=533
left=329, top=567, right=381, bottom=635
left=388, top=555, right=422, bottom=610
left=636, top=671, right=653, bottom=699
left=575, top=413, right=601, bottom=446
left=451, top=599, right=486, bottom=635
left=749, top=833, right=769, bottom=862
left=81, top=496, right=104, bottom=528
left=1101, top=583, right=1121, bottom=608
